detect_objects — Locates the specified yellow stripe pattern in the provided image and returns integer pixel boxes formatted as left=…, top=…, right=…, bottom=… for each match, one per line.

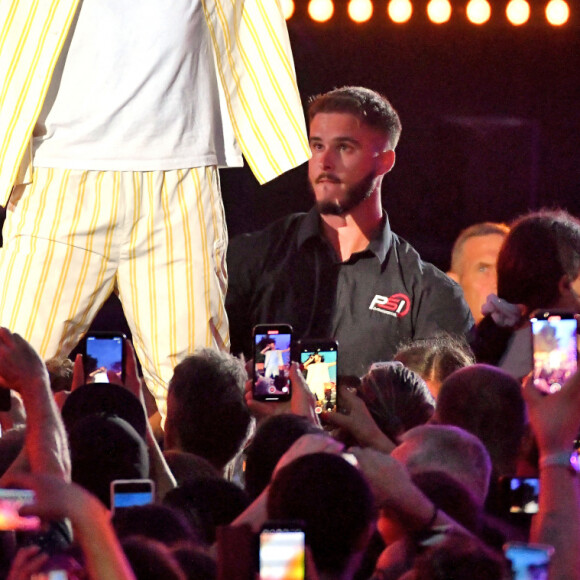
left=0, top=167, right=229, bottom=417
left=1, top=0, right=310, bottom=204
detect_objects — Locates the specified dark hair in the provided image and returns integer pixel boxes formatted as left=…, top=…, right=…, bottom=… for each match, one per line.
left=395, top=334, right=475, bottom=387
left=497, top=209, right=580, bottom=311
left=473, top=209, right=580, bottom=365
left=268, top=453, right=375, bottom=575
left=244, top=414, right=323, bottom=500
left=450, top=222, right=509, bottom=274
left=166, top=349, right=251, bottom=470
left=358, top=363, right=435, bottom=442
left=411, top=534, right=508, bottom=580
left=436, top=364, right=526, bottom=477
left=113, top=504, right=198, bottom=547
left=163, top=478, right=250, bottom=545
left=121, top=536, right=186, bottom=580
left=308, top=86, right=402, bottom=149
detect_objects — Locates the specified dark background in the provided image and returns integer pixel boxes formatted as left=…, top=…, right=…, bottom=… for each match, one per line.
left=221, top=0, right=580, bottom=271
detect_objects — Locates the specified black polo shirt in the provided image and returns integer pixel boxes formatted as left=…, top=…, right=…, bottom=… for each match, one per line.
left=226, top=208, right=473, bottom=379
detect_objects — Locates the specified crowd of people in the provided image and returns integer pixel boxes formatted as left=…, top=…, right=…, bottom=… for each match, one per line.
left=0, top=206, right=579, bottom=579
left=2, top=4, right=580, bottom=577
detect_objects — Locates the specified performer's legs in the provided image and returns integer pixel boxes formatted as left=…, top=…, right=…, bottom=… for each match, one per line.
left=116, top=167, right=229, bottom=418
left=0, top=168, right=121, bottom=359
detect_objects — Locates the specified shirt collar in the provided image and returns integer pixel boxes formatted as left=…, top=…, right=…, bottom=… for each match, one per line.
left=297, top=207, right=393, bottom=263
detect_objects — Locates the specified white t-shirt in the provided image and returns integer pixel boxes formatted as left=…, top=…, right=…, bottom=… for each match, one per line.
left=33, top=0, right=241, bottom=171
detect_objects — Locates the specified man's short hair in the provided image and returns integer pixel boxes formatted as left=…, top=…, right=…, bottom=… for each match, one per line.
left=268, top=453, right=375, bottom=576
left=450, top=222, right=510, bottom=274
left=435, top=364, right=526, bottom=477
left=308, top=86, right=402, bottom=149
left=166, top=349, right=251, bottom=470
left=395, top=424, right=492, bottom=505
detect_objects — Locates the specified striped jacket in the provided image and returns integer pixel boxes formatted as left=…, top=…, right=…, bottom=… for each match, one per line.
left=0, top=0, right=311, bottom=206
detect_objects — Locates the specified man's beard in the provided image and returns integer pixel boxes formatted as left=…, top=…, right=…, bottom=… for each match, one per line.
left=312, top=170, right=377, bottom=216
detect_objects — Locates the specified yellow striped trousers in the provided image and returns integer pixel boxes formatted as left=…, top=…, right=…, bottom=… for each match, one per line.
left=0, top=166, right=229, bottom=417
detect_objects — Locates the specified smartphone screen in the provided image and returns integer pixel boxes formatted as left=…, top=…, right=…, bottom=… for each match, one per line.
left=531, top=313, right=578, bottom=394
left=0, top=489, right=41, bottom=531
left=504, top=542, right=553, bottom=580
left=298, top=339, right=338, bottom=414
left=259, top=524, right=305, bottom=580
left=499, top=477, right=540, bottom=515
left=110, top=479, right=154, bottom=514
left=84, top=332, right=126, bottom=383
left=253, top=325, right=292, bottom=401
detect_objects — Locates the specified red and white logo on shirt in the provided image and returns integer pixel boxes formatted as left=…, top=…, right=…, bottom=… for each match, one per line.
left=369, top=293, right=411, bottom=317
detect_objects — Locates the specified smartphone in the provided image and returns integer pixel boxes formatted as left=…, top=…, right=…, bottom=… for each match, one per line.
left=83, top=331, right=126, bottom=384
left=0, top=489, right=41, bottom=531
left=31, top=572, right=69, bottom=580
left=297, top=339, right=338, bottom=414
left=530, top=311, right=579, bottom=394
left=253, top=324, right=292, bottom=402
left=259, top=521, right=305, bottom=580
left=504, top=542, right=553, bottom=580
left=110, top=479, right=154, bottom=514
left=498, top=476, right=540, bottom=515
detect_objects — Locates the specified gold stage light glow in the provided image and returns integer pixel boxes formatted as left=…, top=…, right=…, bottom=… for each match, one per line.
left=282, top=0, right=295, bottom=19
left=506, top=0, right=531, bottom=25
left=466, top=0, right=491, bottom=24
left=348, top=0, right=374, bottom=22
left=388, top=0, right=413, bottom=22
left=427, top=0, right=452, bottom=23
left=545, top=0, right=569, bottom=25
left=308, top=0, right=334, bottom=22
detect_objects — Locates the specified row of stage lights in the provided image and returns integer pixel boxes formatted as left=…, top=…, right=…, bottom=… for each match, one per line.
left=281, top=0, right=571, bottom=25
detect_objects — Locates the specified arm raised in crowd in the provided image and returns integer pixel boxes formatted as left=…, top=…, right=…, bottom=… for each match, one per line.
left=321, top=386, right=396, bottom=454
left=5, top=472, right=135, bottom=580
left=70, top=340, right=177, bottom=499
left=524, top=370, right=580, bottom=580
left=0, top=328, right=70, bottom=482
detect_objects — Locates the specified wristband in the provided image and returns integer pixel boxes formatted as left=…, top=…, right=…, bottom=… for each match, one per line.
left=539, top=451, right=580, bottom=475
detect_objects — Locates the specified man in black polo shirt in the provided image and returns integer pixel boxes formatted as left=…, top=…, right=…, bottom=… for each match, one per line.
left=226, top=86, right=473, bottom=380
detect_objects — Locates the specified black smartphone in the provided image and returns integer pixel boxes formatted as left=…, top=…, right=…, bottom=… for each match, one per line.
left=83, top=331, right=126, bottom=383
left=504, top=542, right=553, bottom=580
left=253, top=324, right=292, bottom=402
left=110, top=479, right=155, bottom=515
left=0, top=488, right=41, bottom=531
left=530, top=311, right=578, bottom=394
left=259, top=521, right=305, bottom=580
left=498, top=476, right=540, bottom=515
left=297, top=338, right=338, bottom=414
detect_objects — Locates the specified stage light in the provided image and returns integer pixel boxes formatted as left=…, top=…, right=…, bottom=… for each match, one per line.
left=282, top=0, right=295, bottom=19
left=506, top=0, right=530, bottom=25
left=427, top=0, right=452, bottom=23
left=308, top=0, right=334, bottom=22
left=348, top=0, right=373, bottom=22
left=388, top=0, right=413, bottom=23
left=466, top=0, right=491, bottom=24
left=545, top=0, right=569, bottom=25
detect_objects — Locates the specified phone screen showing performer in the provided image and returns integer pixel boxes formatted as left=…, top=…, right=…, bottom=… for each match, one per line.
left=297, top=339, right=338, bottom=414
left=530, top=312, right=578, bottom=394
left=253, top=324, right=292, bottom=402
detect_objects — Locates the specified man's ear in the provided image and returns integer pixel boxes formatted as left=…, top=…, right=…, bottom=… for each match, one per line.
left=377, top=150, right=396, bottom=176
left=447, top=271, right=459, bottom=283
left=558, top=273, right=573, bottom=297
